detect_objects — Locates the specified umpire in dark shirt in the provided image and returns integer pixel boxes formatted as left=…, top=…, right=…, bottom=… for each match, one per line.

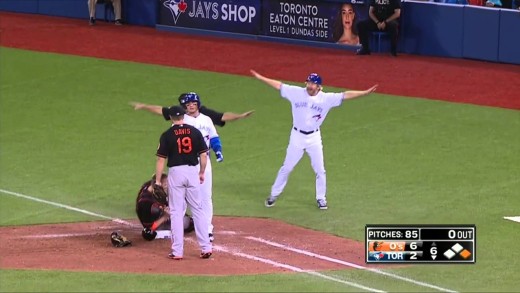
left=130, top=94, right=254, bottom=127
left=356, top=0, right=401, bottom=56
left=154, top=105, right=212, bottom=260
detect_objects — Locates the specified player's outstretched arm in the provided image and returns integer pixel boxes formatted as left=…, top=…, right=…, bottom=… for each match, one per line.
left=250, top=69, right=282, bottom=91
left=222, top=110, right=255, bottom=122
left=129, top=102, right=163, bottom=115
left=343, top=85, right=378, bottom=101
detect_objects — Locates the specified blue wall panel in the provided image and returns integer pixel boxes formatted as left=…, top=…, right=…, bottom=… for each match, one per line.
left=123, top=0, right=156, bottom=27
left=498, top=9, right=520, bottom=65
left=37, top=0, right=88, bottom=19
left=401, top=1, right=464, bottom=58
left=0, top=0, right=38, bottom=13
left=462, top=6, right=500, bottom=62
left=1, top=0, right=519, bottom=64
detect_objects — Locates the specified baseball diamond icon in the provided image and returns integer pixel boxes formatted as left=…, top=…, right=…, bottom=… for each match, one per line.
left=443, top=243, right=472, bottom=260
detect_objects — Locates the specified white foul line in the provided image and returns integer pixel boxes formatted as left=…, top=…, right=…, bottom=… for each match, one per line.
left=186, top=239, right=385, bottom=293
left=0, top=188, right=138, bottom=228
left=503, top=216, right=520, bottom=223
left=246, top=236, right=457, bottom=293
left=0, top=188, right=382, bottom=291
left=21, top=232, right=98, bottom=239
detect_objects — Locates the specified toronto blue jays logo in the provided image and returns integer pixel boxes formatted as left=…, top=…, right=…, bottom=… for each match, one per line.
left=312, top=114, right=322, bottom=121
left=163, top=0, right=188, bottom=24
left=371, top=251, right=386, bottom=261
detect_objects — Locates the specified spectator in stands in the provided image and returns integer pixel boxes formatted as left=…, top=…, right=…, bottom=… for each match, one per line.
left=356, top=0, right=401, bottom=56
left=88, top=0, right=122, bottom=25
left=332, top=3, right=360, bottom=46
left=441, top=0, right=468, bottom=4
left=467, top=0, right=485, bottom=6
left=485, top=0, right=502, bottom=6
left=489, top=0, right=514, bottom=7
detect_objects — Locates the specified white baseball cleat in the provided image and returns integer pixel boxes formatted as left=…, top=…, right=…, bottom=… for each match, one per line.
left=265, top=197, right=276, bottom=207
left=317, top=199, right=328, bottom=210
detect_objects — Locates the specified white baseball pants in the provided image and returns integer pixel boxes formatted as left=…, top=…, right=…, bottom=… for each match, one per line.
left=271, top=129, right=326, bottom=201
left=200, top=158, right=214, bottom=234
left=168, top=165, right=211, bottom=257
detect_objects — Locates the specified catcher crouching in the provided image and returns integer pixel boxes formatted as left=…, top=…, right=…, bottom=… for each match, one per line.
left=136, top=174, right=194, bottom=241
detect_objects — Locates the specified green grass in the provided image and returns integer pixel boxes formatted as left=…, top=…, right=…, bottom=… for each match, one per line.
left=1, top=47, right=519, bottom=292
left=0, top=268, right=463, bottom=292
left=0, top=269, right=369, bottom=292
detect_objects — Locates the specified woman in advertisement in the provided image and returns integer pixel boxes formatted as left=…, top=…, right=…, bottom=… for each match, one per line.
left=332, top=2, right=360, bottom=46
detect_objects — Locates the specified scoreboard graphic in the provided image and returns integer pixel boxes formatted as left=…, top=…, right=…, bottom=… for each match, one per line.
left=365, top=225, right=476, bottom=264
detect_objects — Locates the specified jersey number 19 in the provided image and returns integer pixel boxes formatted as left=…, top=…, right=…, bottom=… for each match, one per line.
left=177, top=137, right=192, bottom=154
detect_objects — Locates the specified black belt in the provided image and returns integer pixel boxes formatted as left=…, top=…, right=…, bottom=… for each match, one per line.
left=293, top=127, right=319, bottom=135
left=169, top=163, right=198, bottom=167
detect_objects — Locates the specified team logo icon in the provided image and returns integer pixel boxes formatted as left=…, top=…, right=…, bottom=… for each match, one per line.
left=372, top=241, right=383, bottom=251
left=164, top=0, right=188, bottom=24
left=312, top=114, right=322, bottom=121
left=370, top=251, right=386, bottom=261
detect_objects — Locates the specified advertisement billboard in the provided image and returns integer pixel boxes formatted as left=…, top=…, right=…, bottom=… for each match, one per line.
left=262, top=0, right=367, bottom=45
left=158, top=0, right=262, bottom=35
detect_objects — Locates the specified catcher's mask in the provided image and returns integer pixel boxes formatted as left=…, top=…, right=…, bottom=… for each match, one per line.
left=178, top=92, right=201, bottom=109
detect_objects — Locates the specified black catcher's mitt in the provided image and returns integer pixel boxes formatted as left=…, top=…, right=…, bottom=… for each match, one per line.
left=151, top=182, right=168, bottom=206
left=111, top=232, right=132, bottom=247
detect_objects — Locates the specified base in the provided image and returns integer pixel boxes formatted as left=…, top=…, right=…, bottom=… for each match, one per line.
left=155, top=230, right=172, bottom=239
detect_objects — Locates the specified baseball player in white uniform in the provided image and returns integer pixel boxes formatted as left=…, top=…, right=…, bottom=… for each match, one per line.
left=250, top=70, right=377, bottom=210
left=179, top=93, right=222, bottom=242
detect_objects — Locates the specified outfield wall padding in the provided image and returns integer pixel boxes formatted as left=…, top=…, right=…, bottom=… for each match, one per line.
left=1, top=0, right=519, bottom=65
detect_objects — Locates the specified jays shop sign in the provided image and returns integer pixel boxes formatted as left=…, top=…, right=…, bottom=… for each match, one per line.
left=159, top=0, right=261, bottom=34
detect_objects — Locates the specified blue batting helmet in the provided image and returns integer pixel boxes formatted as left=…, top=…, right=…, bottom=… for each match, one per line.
left=306, top=73, right=322, bottom=86
left=178, top=92, right=201, bottom=108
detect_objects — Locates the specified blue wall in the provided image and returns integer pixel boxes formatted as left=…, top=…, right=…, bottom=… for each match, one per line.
left=498, top=9, right=520, bottom=65
left=400, top=0, right=520, bottom=64
left=0, top=0, right=38, bottom=13
left=0, top=0, right=89, bottom=18
left=1, top=0, right=519, bottom=65
left=401, top=2, right=465, bottom=58
left=462, top=6, right=500, bottom=62
left=0, top=0, right=157, bottom=26
left=123, top=0, right=157, bottom=27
